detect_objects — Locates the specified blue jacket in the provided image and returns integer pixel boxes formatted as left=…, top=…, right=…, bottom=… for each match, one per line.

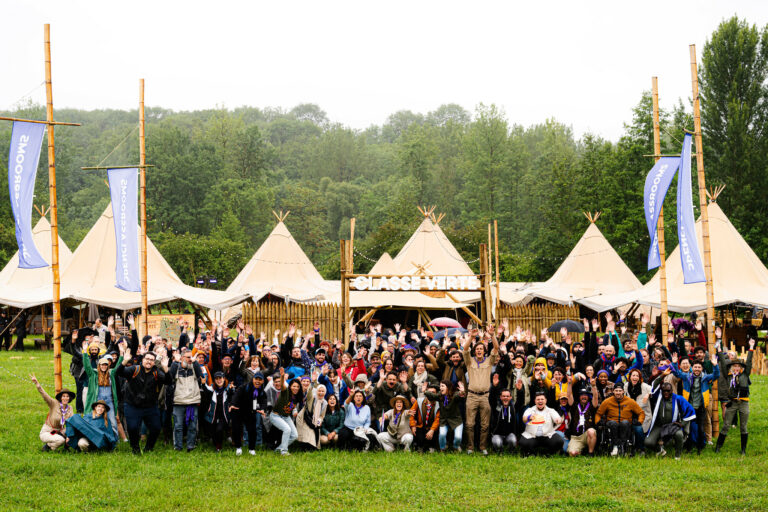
left=671, top=363, right=719, bottom=407
left=318, top=374, right=350, bottom=403
left=647, top=382, right=696, bottom=433
left=611, top=350, right=644, bottom=385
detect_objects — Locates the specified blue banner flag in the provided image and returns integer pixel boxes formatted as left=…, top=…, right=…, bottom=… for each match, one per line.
left=676, top=134, right=706, bottom=284
left=107, top=168, right=141, bottom=292
left=643, top=156, right=680, bottom=270
left=7, top=121, right=48, bottom=268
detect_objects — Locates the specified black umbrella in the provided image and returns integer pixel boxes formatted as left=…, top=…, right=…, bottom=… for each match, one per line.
left=547, top=319, right=584, bottom=333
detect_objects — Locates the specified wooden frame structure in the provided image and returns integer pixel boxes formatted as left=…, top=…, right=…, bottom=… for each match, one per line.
left=339, top=239, right=494, bottom=345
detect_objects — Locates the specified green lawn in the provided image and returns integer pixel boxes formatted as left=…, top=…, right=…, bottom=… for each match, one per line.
left=0, top=345, right=766, bottom=512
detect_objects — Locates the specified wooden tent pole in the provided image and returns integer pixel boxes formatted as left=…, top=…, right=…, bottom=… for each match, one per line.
left=651, top=77, right=670, bottom=343
left=494, top=220, right=500, bottom=312
left=139, top=79, right=149, bottom=339
left=689, top=44, right=718, bottom=437
left=340, top=240, right=349, bottom=348
left=45, top=24, right=63, bottom=393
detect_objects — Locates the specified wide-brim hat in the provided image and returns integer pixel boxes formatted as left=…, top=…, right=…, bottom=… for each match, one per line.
left=55, top=388, right=76, bottom=402
left=728, top=359, right=747, bottom=369
left=92, top=399, right=110, bottom=412
left=354, top=374, right=368, bottom=384
left=390, top=394, right=410, bottom=409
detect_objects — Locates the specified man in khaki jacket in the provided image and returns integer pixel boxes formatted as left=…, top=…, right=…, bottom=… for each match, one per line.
left=462, top=326, right=499, bottom=454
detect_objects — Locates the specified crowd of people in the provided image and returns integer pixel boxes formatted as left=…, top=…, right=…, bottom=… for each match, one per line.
left=31, top=312, right=754, bottom=458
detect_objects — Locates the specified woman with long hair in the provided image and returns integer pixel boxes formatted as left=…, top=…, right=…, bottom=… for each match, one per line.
left=319, top=394, right=345, bottom=448
left=82, top=340, right=124, bottom=438
left=270, top=368, right=302, bottom=455
left=427, top=380, right=465, bottom=452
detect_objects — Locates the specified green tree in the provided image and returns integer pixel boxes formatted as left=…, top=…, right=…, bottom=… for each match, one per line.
left=700, top=16, right=768, bottom=260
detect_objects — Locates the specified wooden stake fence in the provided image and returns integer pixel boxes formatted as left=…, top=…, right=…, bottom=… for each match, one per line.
left=241, top=302, right=341, bottom=342
left=497, top=303, right=580, bottom=343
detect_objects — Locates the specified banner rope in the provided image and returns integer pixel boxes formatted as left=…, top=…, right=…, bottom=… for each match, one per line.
left=94, top=123, right=140, bottom=168
left=3, top=81, right=45, bottom=113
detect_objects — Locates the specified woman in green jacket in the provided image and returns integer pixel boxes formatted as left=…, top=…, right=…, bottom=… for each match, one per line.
left=319, top=394, right=345, bottom=448
left=82, top=340, right=124, bottom=437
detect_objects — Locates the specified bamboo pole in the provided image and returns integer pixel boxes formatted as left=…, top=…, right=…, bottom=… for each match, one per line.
left=340, top=240, right=348, bottom=348
left=139, top=79, right=149, bottom=339
left=494, top=220, right=500, bottom=312
left=44, top=24, right=63, bottom=393
left=689, top=44, right=718, bottom=437
left=651, top=77, right=670, bottom=343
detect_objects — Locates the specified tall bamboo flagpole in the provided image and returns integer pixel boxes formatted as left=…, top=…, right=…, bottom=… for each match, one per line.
left=689, top=44, right=718, bottom=437
left=493, top=220, right=500, bottom=312
left=651, top=77, right=670, bottom=344
left=139, top=79, right=148, bottom=338
left=44, top=24, right=63, bottom=392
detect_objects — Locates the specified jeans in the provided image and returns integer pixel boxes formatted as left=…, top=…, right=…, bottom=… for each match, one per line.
left=173, top=405, right=198, bottom=450
left=553, top=431, right=569, bottom=453
left=633, top=425, right=646, bottom=450
left=97, top=386, right=118, bottom=437
left=439, top=424, right=463, bottom=450
left=233, top=412, right=262, bottom=450
left=75, top=377, right=86, bottom=414
left=124, top=403, right=162, bottom=454
left=270, top=413, right=297, bottom=454
left=491, top=432, right=517, bottom=452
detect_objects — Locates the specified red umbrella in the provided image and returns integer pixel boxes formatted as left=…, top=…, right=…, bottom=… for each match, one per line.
left=429, top=317, right=462, bottom=329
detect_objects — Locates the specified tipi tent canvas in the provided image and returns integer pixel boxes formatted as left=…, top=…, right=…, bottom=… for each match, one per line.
left=0, top=216, right=72, bottom=308
left=525, top=214, right=642, bottom=307
left=227, top=218, right=339, bottom=303
left=581, top=202, right=768, bottom=313
left=61, top=205, right=246, bottom=310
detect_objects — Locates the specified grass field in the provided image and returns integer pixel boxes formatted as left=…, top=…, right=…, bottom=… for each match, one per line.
left=0, top=341, right=766, bottom=511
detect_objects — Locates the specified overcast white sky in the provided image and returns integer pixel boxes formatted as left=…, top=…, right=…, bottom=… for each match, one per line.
left=2, top=1, right=766, bottom=141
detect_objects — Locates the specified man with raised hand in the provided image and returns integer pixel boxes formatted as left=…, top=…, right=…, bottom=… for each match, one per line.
left=116, top=345, right=170, bottom=454
left=462, top=325, right=499, bottom=455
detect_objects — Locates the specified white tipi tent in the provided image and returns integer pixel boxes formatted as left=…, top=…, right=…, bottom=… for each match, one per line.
left=0, top=216, right=73, bottom=308
left=582, top=202, right=768, bottom=313
left=525, top=213, right=642, bottom=307
left=227, top=215, right=339, bottom=303
left=60, top=205, right=246, bottom=310
left=389, top=214, right=480, bottom=305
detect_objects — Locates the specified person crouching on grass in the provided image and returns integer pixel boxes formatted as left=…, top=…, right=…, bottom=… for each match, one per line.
left=519, top=390, right=563, bottom=456
left=65, top=400, right=118, bottom=452
left=30, top=374, right=75, bottom=452
left=378, top=395, right=414, bottom=452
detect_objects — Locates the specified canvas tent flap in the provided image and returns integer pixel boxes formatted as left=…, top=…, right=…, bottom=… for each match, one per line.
left=525, top=221, right=642, bottom=307
left=61, top=206, right=246, bottom=310
left=0, top=217, right=73, bottom=308
left=227, top=221, right=338, bottom=303
left=583, top=202, right=768, bottom=313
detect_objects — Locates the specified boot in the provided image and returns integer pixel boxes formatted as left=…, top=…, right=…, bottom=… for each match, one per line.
left=740, top=433, right=748, bottom=455
left=714, top=433, right=726, bottom=453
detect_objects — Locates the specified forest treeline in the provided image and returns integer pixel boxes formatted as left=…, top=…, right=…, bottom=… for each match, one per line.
left=0, top=17, right=766, bottom=290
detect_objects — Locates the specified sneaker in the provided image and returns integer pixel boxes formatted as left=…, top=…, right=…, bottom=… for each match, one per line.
left=281, top=451, right=291, bottom=456
left=215, top=449, right=221, bottom=454
left=674, top=456, right=681, bottom=460
left=428, top=448, right=435, bottom=453
left=610, top=446, right=619, bottom=457
left=466, top=449, right=473, bottom=455
left=456, top=447, right=462, bottom=453
left=187, top=447, right=195, bottom=453
left=235, top=448, right=242, bottom=456
left=707, top=441, right=713, bottom=445
left=482, top=450, right=488, bottom=456
left=249, top=450, right=256, bottom=456
left=656, top=447, right=667, bottom=457
left=41, top=444, right=51, bottom=452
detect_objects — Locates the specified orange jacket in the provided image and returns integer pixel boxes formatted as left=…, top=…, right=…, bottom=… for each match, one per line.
left=595, top=396, right=645, bottom=424
left=409, top=398, right=440, bottom=431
